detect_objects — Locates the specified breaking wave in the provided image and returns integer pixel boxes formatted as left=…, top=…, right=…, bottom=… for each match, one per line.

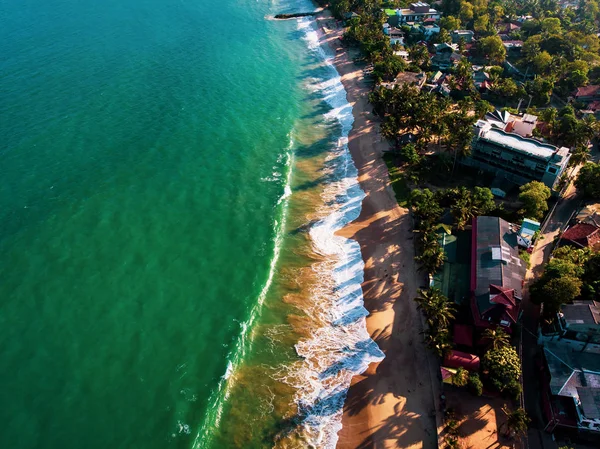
left=277, top=17, right=384, bottom=448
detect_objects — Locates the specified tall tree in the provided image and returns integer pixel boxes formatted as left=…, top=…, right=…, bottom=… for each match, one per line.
left=518, top=181, right=551, bottom=220
left=576, top=162, right=600, bottom=198
left=478, top=35, right=507, bottom=64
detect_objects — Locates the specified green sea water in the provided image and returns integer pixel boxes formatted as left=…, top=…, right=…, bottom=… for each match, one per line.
left=1, top=0, right=306, bottom=447
left=1, top=1, right=381, bottom=447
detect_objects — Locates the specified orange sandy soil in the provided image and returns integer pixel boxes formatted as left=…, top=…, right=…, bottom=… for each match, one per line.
left=442, top=387, right=523, bottom=449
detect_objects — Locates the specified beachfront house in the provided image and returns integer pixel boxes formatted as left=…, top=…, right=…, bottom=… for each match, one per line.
left=462, top=120, right=571, bottom=190
left=386, top=3, right=442, bottom=25
left=383, top=24, right=405, bottom=46
left=469, top=216, right=526, bottom=333
left=381, top=71, right=427, bottom=90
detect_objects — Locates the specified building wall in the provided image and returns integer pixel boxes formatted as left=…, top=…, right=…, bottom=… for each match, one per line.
left=399, top=12, right=441, bottom=23
left=465, top=136, right=568, bottom=189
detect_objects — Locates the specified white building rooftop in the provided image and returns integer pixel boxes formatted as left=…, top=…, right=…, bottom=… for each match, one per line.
left=476, top=123, right=562, bottom=160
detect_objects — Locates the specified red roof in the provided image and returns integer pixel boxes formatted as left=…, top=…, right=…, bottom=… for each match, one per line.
left=441, top=367, right=453, bottom=380
left=562, top=223, right=600, bottom=247
left=575, top=85, right=600, bottom=98
left=588, top=100, right=600, bottom=111
left=483, top=284, right=519, bottom=324
left=443, top=350, right=480, bottom=371
left=453, top=324, right=474, bottom=347
left=489, top=284, right=516, bottom=307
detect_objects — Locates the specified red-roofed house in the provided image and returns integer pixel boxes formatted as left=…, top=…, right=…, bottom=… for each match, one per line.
left=498, top=22, right=521, bottom=34
left=574, top=85, right=600, bottom=102
left=443, top=350, right=481, bottom=371
left=588, top=100, right=600, bottom=112
left=560, top=223, right=600, bottom=249
left=470, top=216, right=526, bottom=332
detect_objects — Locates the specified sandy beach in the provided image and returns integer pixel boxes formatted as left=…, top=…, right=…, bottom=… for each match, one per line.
left=314, top=13, right=442, bottom=449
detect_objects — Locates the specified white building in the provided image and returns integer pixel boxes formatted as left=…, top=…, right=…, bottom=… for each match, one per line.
left=395, top=2, right=441, bottom=24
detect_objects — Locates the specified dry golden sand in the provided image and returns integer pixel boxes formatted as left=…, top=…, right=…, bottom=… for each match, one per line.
left=314, top=13, right=442, bottom=449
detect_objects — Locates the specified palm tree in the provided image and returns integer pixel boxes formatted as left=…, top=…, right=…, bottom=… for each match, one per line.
left=415, top=288, right=456, bottom=329
left=415, top=247, right=446, bottom=275
left=501, top=406, right=530, bottom=438
left=415, top=288, right=444, bottom=316
left=430, top=295, right=456, bottom=329
left=482, top=327, right=510, bottom=350
left=424, top=328, right=453, bottom=357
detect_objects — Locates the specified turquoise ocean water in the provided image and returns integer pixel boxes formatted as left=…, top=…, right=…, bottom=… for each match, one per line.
left=1, top=1, right=383, bottom=448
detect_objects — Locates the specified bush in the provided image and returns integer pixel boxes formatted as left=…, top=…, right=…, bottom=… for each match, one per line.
left=468, top=372, right=483, bottom=396
left=483, top=345, right=522, bottom=396
left=452, top=367, right=469, bottom=387
left=505, top=380, right=522, bottom=400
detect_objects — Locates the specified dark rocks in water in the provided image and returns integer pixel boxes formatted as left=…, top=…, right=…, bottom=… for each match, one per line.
left=274, top=12, right=318, bottom=19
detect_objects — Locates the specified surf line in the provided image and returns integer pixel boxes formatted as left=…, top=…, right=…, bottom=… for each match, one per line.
left=279, top=17, right=385, bottom=448
left=192, top=139, right=295, bottom=448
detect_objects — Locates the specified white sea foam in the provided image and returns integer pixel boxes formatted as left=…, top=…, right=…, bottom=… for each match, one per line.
left=192, top=138, right=295, bottom=449
left=279, top=17, right=384, bottom=448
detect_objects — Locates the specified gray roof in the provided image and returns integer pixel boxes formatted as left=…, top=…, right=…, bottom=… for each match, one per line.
left=562, top=301, right=600, bottom=326
left=544, top=341, right=600, bottom=420
left=544, top=341, right=600, bottom=394
left=577, top=387, right=600, bottom=420
left=474, top=216, right=525, bottom=299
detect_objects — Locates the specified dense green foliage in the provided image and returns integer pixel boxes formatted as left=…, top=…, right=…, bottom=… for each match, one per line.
left=518, top=181, right=551, bottom=220
left=468, top=372, right=483, bottom=396
left=452, top=366, right=469, bottom=387
left=530, top=246, right=600, bottom=318
left=409, top=186, right=496, bottom=272
left=370, top=84, right=477, bottom=155
left=576, top=162, right=600, bottom=198
left=483, top=344, right=522, bottom=396
left=415, top=288, right=456, bottom=356
left=501, top=406, right=530, bottom=438
left=482, top=327, right=510, bottom=349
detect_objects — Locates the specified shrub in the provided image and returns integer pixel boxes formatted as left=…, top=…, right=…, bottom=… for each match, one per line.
left=452, top=367, right=469, bottom=387
left=483, top=345, right=522, bottom=395
left=505, top=380, right=522, bottom=400
left=468, top=372, right=483, bottom=396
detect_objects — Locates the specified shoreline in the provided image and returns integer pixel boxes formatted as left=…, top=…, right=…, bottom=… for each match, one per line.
left=314, top=12, right=442, bottom=449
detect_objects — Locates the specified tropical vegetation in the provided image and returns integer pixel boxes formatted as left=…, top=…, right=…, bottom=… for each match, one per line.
left=415, top=288, right=456, bottom=356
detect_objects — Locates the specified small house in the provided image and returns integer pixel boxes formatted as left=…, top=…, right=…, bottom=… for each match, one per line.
left=381, top=71, right=427, bottom=90
left=560, top=223, right=600, bottom=249
left=451, top=29, right=474, bottom=44
left=574, top=85, right=600, bottom=103
left=541, top=341, right=600, bottom=434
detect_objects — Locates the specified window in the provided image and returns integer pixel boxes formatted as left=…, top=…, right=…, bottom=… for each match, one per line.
left=548, top=167, right=558, bottom=174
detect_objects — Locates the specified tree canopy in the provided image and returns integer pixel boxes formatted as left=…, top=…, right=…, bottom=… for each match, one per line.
left=483, top=345, right=522, bottom=395
left=575, top=162, right=600, bottom=198
left=518, top=181, right=551, bottom=220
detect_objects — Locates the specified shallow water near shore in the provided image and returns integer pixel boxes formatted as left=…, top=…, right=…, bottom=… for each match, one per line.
left=0, top=1, right=380, bottom=448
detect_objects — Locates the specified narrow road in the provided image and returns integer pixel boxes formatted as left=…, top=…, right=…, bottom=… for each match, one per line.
left=520, top=163, right=585, bottom=449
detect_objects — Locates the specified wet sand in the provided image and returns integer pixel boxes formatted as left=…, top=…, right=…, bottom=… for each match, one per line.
left=314, top=13, right=442, bottom=449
